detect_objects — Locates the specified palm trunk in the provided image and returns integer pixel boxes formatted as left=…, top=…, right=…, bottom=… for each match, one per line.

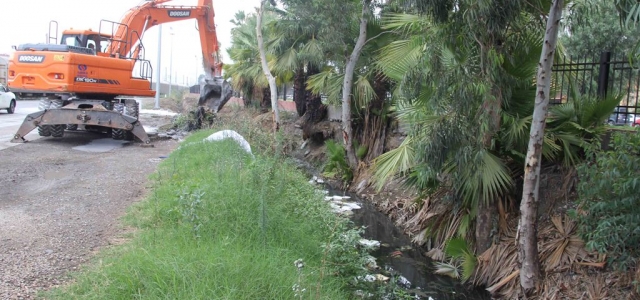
left=256, top=0, right=280, bottom=131
left=356, top=71, right=389, bottom=162
left=305, top=65, right=326, bottom=123
left=475, top=200, right=497, bottom=253
left=342, top=0, right=371, bottom=168
left=242, top=84, right=254, bottom=107
left=294, top=67, right=306, bottom=116
left=518, top=0, right=563, bottom=293
left=261, top=87, right=271, bottom=113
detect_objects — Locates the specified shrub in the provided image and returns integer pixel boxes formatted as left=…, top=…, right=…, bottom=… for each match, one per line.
left=323, top=140, right=353, bottom=183
left=574, top=130, right=640, bottom=271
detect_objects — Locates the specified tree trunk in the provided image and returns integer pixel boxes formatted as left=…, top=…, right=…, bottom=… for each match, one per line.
left=518, top=0, right=563, bottom=293
left=261, top=87, right=271, bottom=113
left=256, top=0, right=280, bottom=131
left=475, top=199, right=497, bottom=253
left=342, top=0, right=371, bottom=168
left=243, top=85, right=254, bottom=107
left=305, top=65, right=326, bottom=123
left=282, top=83, right=287, bottom=102
left=294, top=66, right=306, bottom=116
left=300, top=65, right=327, bottom=141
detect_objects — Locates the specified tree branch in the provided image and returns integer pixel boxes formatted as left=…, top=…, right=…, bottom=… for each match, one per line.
left=364, top=30, right=392, bottom=46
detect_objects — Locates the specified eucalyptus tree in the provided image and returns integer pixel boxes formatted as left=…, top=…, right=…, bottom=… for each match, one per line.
left=257, top=0, right=280, bottom=130
left=519, top=0, right=563, bottom=292
left=275, top=0, right=380, bottom=140
left=305, top=21, right=394, bottom=163
left=225, top=9, right=289, bottom=113
left=284, top=0, right=391, bottom=164
left=375, top=0, right=613, bottom=294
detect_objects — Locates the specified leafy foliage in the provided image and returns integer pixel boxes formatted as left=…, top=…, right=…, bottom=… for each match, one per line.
left=563, top=0, right=640, bottom=59
left=546, top=85, right=622, bottom=166
left=442, top=237, right=477, bottom=281
left=373, top=10, right=546, bottom=210
left=574, top=130, right=640, bottom=270
left=320, top=226, right=372, bottom=279
left=323, top=140, right=353, bottom=182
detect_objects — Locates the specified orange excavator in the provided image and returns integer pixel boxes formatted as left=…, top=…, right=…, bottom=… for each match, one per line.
left=8, top=0, right=232, bottom=144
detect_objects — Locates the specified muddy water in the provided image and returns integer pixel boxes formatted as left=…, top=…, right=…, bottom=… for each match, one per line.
left=329, top=188, right=490, bottom=300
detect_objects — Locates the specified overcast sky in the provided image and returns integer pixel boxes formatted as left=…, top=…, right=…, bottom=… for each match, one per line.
left=0, top=0, right=261, bottom=86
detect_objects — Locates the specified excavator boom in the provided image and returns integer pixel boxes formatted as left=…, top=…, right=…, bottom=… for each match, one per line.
left=105, top=0, right=230, bottom=111
left=109, top=0, right=219, bottom=74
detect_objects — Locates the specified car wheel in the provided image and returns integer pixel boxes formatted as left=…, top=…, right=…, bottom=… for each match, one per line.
left=7, top=100, right=15, bottom=114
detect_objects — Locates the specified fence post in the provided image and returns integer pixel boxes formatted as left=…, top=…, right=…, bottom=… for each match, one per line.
left=597, top=51, right=612, bottom=98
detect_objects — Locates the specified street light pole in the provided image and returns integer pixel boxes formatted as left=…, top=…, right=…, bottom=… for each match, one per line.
left=195, top=55, right=198, bottom=86
left=154, top=25, right=162, bottom=109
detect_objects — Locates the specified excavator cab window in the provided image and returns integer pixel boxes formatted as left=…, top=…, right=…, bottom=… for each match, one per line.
left=99, top=39, right=110, bottom=53
left=61, top=34, right=84, bottom=47
left=86, top=34, right=101, bottom=53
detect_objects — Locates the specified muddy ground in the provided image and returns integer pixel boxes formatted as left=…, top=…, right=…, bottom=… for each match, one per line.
left=0, top=107, right=178, bottom=299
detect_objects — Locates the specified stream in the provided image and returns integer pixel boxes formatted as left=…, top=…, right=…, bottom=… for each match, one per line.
left=326, top=187, right=491, bottom=300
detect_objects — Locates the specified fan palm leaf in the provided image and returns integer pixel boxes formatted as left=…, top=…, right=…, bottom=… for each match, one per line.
left=372, top=137, right=416, bottom=190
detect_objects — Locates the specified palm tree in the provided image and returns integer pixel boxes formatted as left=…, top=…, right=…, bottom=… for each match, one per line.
left=225, top=9, right=291, bottom=112
left=371, top=4, right=557, bottom=253
left=225, top=11, right=263, bottom=106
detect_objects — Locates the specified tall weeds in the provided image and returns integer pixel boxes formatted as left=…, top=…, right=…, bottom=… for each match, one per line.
left=45, top=114, right=368, bottom=299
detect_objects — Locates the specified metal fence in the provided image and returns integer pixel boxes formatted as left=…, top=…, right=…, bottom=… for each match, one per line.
left=551, top=52, right=639, bottom=126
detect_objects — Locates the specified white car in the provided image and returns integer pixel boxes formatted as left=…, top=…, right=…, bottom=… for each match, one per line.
left=0, top=83, right=16, bottom=114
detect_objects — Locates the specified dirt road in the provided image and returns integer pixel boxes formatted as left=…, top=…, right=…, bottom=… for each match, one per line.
left=0, top=112, right=178, bottom=299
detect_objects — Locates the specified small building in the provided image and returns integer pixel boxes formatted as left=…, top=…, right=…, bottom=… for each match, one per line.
left=0, top=54, right=9, bottom=85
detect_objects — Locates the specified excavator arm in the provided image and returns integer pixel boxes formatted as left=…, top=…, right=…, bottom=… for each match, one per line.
left=106, top=0, right=231, bottom=111
left=107, top=0, right=221, bottom=76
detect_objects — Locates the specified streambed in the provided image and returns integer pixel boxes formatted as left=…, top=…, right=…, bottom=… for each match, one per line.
left=327, top=187, right=490, bottom=300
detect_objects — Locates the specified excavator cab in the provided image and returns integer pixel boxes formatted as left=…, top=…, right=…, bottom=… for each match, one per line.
left=59, top=30, right=111, bottom=54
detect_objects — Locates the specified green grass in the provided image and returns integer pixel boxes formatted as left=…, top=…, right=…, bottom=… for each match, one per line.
left=45, top=128, right=357, bottom=299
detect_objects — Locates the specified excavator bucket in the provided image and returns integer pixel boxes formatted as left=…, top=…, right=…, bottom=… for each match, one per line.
left=198, top=77, right=233, bottom=113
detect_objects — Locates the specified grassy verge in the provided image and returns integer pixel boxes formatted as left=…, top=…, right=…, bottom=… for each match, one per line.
left=45, top=115, right=369, bottom=299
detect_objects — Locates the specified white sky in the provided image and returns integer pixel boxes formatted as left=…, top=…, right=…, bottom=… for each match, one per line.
left=0, top=0, right=261, bottom=86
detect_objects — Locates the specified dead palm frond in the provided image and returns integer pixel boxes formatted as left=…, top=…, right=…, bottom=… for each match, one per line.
left=473, top=229, right=522, bottom=298
left=539, top=215, right=600, bottom=273
left=584, top=274, right=609, bottom=300
left=434, top=261, right=460, bottom=279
